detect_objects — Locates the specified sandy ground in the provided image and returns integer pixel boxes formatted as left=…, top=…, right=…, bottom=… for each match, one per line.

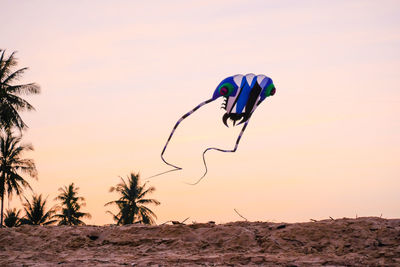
left=0, top=217, right=399, bottom=266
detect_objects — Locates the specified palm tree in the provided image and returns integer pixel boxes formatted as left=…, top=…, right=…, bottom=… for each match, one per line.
left=20, top=194, right=56, bottom=225
left=0, top=49, right=41, bottom=131
left=4, top=208, right=21, bottom=227
left=105, top=173, right=160, bottom=225
left=54, top=183, right=91, bottom=225
left=0, top=130, right=37, bottom=227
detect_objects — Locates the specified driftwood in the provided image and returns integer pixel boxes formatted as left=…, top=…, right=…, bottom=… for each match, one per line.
left=160, top=217, right=190, bottom=225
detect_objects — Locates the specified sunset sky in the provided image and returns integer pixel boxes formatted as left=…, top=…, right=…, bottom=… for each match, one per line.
left=2, top=0, right=399, bottom=225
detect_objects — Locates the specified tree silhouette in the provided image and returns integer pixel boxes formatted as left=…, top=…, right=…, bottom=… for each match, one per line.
left=105, top=173, right=160, bottom=225
left=0, top=50, right=40, bottom=131
left=4, top=208, right=21, bottom=227
left=54, top=183, right=91, bottom=225
left=20, top=194, right=56, bottom=225
left=0, top=130, right=37, bottom=227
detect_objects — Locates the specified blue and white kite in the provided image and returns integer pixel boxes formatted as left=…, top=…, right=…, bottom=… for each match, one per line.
left=152, top=74, right=276, bottom=184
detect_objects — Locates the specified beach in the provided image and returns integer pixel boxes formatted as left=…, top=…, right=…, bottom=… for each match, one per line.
left=0, top=217, right=399, bottom=266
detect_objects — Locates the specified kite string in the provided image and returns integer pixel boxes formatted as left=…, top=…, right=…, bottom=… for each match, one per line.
left=145, top=98, right=215, bottom=181
left=187, top=119, right=250, bottom=185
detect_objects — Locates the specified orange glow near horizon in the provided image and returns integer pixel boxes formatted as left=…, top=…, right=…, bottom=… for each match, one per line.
left=2, top=1, right=400, bottom=225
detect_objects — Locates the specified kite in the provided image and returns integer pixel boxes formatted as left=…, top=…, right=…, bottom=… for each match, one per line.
left=150, top=73, right=276, bottom=184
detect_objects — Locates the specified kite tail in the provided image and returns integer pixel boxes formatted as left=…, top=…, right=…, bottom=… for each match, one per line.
left=187, top=120, right=250, bottom=185
left=146, top=98, right=215, bottom=181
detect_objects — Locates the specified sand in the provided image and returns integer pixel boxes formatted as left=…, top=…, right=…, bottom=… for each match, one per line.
left=0, top=217, right=399, bottom=266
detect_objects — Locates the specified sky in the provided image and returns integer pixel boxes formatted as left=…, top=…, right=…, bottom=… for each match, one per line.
left=2, top=0, right=399, bottom=225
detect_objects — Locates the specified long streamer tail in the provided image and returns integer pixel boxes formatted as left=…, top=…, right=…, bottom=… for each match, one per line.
left=187, top=119, right=250, bottom=185
left=145, top=98, right=215, bottom=181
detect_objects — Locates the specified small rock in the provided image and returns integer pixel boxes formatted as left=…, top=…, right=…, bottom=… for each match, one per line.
left=88, top=235, right=99, bottom=240
left=277, top=224, right=286, bottom=229
left=87, top=231, right=100, bottom=240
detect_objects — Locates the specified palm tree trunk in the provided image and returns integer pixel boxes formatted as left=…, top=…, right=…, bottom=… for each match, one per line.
left=0, top=190, right=3, bottom=228
left=0, top=173, right=4, bottom=228
left=0, top=171, right=6, bottom=228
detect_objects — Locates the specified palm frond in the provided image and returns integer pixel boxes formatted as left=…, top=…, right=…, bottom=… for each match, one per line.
left=0, top=51, right=17, bottom=82
left=21, top=194, right=55, bottom=225
left=4, top=208, right=21, bottom=227
left=2, top=67, right=28, bottom=85
left=106, top=172, right=160, bottom=225
left=6, top=83, right=41, bottom=96
left=53, top=183, right=91, bottom=225
left=0, top=131, right=36, bottom=226
left=0, top=50, right=40, bottom=131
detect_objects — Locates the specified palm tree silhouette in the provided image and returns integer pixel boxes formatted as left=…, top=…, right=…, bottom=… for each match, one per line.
left=20, top=194, right=56, bottom=225
left=105, top=173, right=160, bottom=225
left=4, top=208, right=21, bottom=227
left=54, top=183, right=91, bottom=225
left=0, top=50, right=40, bottom=131
left=0, top=130, right=37, bottom=227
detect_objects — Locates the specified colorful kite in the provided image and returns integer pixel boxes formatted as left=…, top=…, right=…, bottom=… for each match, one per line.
left=151, top=73, right=276, bottom=184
